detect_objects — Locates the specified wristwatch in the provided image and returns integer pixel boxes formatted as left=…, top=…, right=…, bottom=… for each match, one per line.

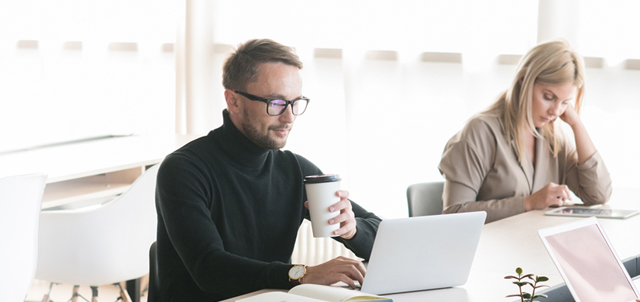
left=288, top=265, right=307, bottom=285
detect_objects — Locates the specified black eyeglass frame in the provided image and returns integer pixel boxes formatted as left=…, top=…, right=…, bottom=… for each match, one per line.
left=233, top=90, right=310, bottom=116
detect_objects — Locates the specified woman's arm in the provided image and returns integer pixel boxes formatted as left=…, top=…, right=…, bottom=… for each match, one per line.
left=443, top=179, right=526, bottom=223
left=559, top=105, right=612, bottom=204
left=560, top=105, right=596, bottom=165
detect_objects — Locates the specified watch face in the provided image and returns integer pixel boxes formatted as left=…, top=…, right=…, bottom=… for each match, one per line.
left=289, top=265, right=305, bottom=279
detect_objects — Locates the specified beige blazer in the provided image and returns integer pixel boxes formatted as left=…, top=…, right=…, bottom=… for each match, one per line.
left=438, top=114, right=612, bottom=223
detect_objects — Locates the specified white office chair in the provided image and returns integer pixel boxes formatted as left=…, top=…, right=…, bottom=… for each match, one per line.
left=291, top=220, right=358, bottom=266
left=0, top=173, right=47, bottom=302
left=406, top=181, right=444, bottom=217
left=36, top=164, right=160, bottom=302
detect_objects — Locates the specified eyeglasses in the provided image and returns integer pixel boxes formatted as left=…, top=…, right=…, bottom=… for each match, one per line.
left=234, top=91, right=310, bottom=116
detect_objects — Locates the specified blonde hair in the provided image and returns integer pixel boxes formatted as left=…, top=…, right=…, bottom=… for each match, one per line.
left=483, top=39, right=586, bottom=165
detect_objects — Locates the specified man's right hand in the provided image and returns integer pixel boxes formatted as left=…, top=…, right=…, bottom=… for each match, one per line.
left=302, top=256, right=366, bottom=289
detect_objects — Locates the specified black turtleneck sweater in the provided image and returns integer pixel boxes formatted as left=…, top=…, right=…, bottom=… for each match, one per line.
left=155, top=110, right=381, bottom=302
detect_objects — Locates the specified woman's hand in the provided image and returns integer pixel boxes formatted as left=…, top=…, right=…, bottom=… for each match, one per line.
left=558, top=103, right=581, bottom=127
left=525, top=182, right=571, bottom=211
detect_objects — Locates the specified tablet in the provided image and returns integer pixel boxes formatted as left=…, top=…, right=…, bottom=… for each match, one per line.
left=539, top=217, right=640, bottom=302
left=545, top=206, right=639, bottom=219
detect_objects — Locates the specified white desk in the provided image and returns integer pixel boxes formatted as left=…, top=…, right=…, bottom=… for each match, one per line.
left=1, top=134, right=197, bottom=302
left=0, top=134, right=196, bottom=208
left=223, top=187, right=640, bottom=302
left=383, top=187, right=640, bottom=301
left=387, top=187, right=640, bottom=301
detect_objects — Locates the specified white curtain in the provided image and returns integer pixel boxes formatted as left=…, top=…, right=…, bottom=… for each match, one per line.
left=0, top=0, right=177, bottom=152
left=178, top=0, right=640, bottom=218
left=3, top=0, right=637, bottom=218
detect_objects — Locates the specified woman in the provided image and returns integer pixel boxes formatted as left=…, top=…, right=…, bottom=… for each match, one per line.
left=438, top=39, right=612, bottom=223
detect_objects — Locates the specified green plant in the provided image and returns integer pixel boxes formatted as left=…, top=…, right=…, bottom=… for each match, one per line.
left=505, top=267, right=549, bottom=302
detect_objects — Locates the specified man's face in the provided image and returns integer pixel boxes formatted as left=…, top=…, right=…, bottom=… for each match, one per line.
left=236, top=62, right=303, bottom=150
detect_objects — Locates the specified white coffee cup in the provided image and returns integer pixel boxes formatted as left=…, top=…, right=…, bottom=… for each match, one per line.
left=304, top=174, right=341, bottom=238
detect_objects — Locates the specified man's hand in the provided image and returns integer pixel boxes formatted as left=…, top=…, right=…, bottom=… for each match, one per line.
left=306, top=190, right=357, bottom=239
left=302, top=256, right=366, bottom=289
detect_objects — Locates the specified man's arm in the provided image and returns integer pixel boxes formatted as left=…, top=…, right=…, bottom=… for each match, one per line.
left=156, top=154, right=294, bottom=298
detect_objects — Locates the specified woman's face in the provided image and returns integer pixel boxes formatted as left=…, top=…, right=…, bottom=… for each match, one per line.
left=530, top=82, right=577, bottom=128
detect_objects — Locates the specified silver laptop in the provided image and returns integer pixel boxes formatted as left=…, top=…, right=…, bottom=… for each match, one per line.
left=539, top=217, right=640, bottom=302
left=360, top=211, right=486, bottom=295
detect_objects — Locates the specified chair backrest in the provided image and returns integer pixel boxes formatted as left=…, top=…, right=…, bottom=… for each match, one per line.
left=0, top=173, right=47, bottom=302
left=291, top=219, right=357, bottom=266
left=148, top=241, right=159, bottom=302
left=406, top=181, right=444, bottom=217
left=36, top=164, right=160, bottom=286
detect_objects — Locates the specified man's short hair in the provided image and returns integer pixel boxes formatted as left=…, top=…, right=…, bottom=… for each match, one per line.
left=222, top=39, right=303, bottom=91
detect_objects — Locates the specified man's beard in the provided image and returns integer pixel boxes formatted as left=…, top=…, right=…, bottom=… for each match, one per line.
left=241, top=110, right=290, bottom=150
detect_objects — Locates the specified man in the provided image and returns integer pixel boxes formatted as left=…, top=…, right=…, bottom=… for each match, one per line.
left=155, top=39, right=381, bottom=301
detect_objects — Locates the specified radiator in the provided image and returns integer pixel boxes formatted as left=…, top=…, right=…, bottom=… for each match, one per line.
left=291, top=220, right=358, bottom=266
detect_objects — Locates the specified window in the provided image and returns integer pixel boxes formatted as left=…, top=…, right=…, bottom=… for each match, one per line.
left=0, top=0, right=177, bottom=152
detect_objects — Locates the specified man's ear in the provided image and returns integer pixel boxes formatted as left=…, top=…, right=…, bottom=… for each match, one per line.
left=224, top=89, right=241, bottom=114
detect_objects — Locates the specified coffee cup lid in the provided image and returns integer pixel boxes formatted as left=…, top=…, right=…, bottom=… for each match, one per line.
left=304, top=174, right=341, bottom=183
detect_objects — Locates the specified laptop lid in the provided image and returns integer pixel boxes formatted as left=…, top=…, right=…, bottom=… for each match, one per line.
left=360, top=211, right=486, bottom=295
left=538, top=217, right=640, bottom=302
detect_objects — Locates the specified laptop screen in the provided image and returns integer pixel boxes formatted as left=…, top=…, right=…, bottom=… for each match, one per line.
left=539, top=218, right=638, bottom=302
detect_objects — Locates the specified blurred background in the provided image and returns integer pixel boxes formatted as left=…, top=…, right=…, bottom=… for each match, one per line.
left=1, top=0, right=638, bottom=218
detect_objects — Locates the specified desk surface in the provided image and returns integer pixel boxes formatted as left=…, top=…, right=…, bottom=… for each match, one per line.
left=0, top=134, right=197, bottom=182
left=223, top=187, right=640, bottom=302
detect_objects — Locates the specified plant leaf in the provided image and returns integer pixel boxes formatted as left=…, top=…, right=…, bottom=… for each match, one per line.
left=522, top=274, right=535, bottom=279
left=504, top=276, right=520, bottom=280
left=513, top=282, right=530, bottom=287
left=536, top=276, right=549, bottom=282
left=522, top=293, right=531, bottom=299
left=506, top=294, right=524, bottom=298
left=533, top=294, right=549, bottom=298
left=516, top=267, right=523, bottom=275
left=533, top=285, right=549, bottom=289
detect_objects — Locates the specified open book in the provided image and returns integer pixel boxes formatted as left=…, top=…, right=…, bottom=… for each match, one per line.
left=236, top=284, right=392, bottom=302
